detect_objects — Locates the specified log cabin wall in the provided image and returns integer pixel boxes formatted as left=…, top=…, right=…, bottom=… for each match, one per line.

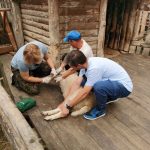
left=20, top=0, right=100, bottom=59
left=58, top=0, right=100, bottom=57
left=20, top=0, right=49, bottom=46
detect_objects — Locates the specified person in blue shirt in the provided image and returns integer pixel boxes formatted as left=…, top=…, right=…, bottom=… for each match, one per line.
left=56, top=50, right=133, bottom=120
left=11, top=41, right=57, bottom=95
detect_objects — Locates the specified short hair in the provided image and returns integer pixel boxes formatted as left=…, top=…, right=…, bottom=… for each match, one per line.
left=23, top=44, right=42, bottom=64
left=65, top=50, right=86, bottom=67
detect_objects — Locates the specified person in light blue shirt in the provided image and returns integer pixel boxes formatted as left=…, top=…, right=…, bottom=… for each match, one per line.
left=11, top=41, right=57, bottom=95
left=55, top=50, right=133, bottom=120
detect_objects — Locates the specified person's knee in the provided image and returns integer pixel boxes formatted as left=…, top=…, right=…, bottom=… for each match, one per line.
left=93, top=82, right=108, bottom=96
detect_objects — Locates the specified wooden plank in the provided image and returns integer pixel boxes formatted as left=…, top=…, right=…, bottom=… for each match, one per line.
left=23, top=24, right=49, bottom=37
left=0, top=44, right=13, bottom=54
left=1, top=53, right=150, bottom=149
left=0, top=84, right=44, bottom=150
left=1, top=11, right=17, bottom=51
left=59, top=15, right=99, bottom=24
left=24, top=36, right=49, bottom=48
left=97, top=0, right=107, bottom=57
left=0, top=8, right=11, bottom=11
left=140, top=11, right=148, bottom=33
left=22, top=14, right=49, bottom=25
left=59, top=22, right=99, bottom=31
left=21, top=4, right=48, bottom=12
left=11, top=1, right=24, bottom=49
left=59, top=0, right=100, bottom=9
left=21, top=9, right=48, bottom=18
left=59, top=7, right=99, bottom=16
left=23, top=30, right=49, bottom=45
left=119, top=0, right=130, bottom=51
left=21, top=0, right=48, bottom=5
left=123, top=0, right=137, bottom=52
left=22, top=19, right=49, bottom=31
left=142, top=48, right=150, bottom=56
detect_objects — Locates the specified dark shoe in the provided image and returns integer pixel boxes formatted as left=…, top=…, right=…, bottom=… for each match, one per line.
left=83, top=107, right=106, bottom=120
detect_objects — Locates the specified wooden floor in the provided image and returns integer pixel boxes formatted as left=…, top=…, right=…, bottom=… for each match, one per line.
left=0, top=53, right=150, bottom=150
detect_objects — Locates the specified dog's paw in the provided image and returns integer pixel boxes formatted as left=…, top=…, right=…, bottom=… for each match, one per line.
left=44, top=115, right=55, bottom=121
left=41, top=111, right=50, bottom=116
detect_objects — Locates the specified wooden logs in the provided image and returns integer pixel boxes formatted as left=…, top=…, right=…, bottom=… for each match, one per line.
left=0, top=84, right=44, bottom=150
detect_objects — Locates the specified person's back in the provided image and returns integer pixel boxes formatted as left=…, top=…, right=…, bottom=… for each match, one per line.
left=80, top=57, right=133, bottom=92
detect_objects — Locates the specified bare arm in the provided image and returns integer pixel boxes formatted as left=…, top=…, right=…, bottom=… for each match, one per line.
left=61, top=68, right=76, bottom=79
left=44, top=53, right=55, bottom=69
left=20, top=71, right=42, bottom=83
left=65, top=86, right=92, bottom=107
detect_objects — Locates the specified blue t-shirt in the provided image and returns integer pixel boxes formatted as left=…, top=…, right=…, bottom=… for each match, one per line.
left=11, top=41, right=48, bottom=72
left=79, top=57, right=133, bottom=92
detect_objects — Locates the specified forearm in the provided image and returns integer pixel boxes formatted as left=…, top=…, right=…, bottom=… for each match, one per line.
left=46, top=57, right=55, bottom=69
left=22, top=76, right=42, bottom=83
left=62, top=68, right=76, bottom=79
left=65, top=90, right=88, bottom=107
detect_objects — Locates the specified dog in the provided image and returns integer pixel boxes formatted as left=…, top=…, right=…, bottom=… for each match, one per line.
left=42, top=73, right=96, bottom=120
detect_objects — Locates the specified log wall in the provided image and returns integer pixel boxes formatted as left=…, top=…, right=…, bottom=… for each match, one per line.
left=20, top=1, right=49, bottom=46
left=20, top=0, right=100, bottom=59
left=59, top=0, right=100, bottom=57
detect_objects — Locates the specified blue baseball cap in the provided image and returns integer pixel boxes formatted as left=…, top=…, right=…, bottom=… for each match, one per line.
left=64, top=30, right=81, bottom=42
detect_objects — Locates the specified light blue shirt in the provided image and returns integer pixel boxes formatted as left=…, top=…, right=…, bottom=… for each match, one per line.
left=11, top=41, right=48, bottom=72
left=79, top=57, right=133, bottom=92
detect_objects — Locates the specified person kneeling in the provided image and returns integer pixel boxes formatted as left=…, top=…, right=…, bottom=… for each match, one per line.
left=11, top=41, right=57, bottom=95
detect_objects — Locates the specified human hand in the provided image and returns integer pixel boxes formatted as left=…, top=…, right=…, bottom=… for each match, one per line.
left=51, top=68, right=57, bottom=77
left=42, top=76, right=52, bottom=84
left=54, top=76, right=63, bottom=82
left=57, top=102, right=70, bottom=117
left=56, top=67, right=63, bottom=74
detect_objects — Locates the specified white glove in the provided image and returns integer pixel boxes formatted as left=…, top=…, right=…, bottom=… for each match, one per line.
left=54, top=76, right=63, bottom=83
left=51, top=68, right=57, bottom=77
left=42, top=76, right=52, bottom=84
left=56, top=67, right=63, bottom=74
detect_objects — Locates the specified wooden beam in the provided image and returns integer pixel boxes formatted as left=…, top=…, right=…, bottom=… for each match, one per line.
left=124, top=0, right=138, bottom=52
left=0, top=11, right=17, bottom=51
left=23, top=30, right=49, bottom=45
left=0, top=84, right=44, bottom=150
left=48, top=0, right=60, bottom=65
left=21, top=9, right=48, bottom=18
left=97, top=0, right=108, bottom=57
left=22, top=19, right=49, bottom=31
left=21, top=14, right=49, bottom=25
left=10, top=1, right=24, bottom=49
left=23, top=24, right=49, bottom=37
left=0, top=44, right=13, bottom=54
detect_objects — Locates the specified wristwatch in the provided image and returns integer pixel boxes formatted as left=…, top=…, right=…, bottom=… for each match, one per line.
left=65, top=104, right=73, bottom=113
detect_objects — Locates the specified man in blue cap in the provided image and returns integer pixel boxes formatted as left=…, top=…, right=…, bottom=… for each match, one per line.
left=55, top=30, right=93, bottom=81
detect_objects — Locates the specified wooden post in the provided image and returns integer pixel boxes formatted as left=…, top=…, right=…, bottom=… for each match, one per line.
left=124, top=0, right=138, bottom=52
left=48, top=0, right=60, bottom=65
left=11, top=0, right=24, bottom=48
left=0, top=84, right=44, bottom=150
left=97, top=0, right=108, bottom=57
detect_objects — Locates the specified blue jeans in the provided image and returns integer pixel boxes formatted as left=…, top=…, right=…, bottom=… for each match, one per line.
left=93, top=80, right=131, bottom=110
